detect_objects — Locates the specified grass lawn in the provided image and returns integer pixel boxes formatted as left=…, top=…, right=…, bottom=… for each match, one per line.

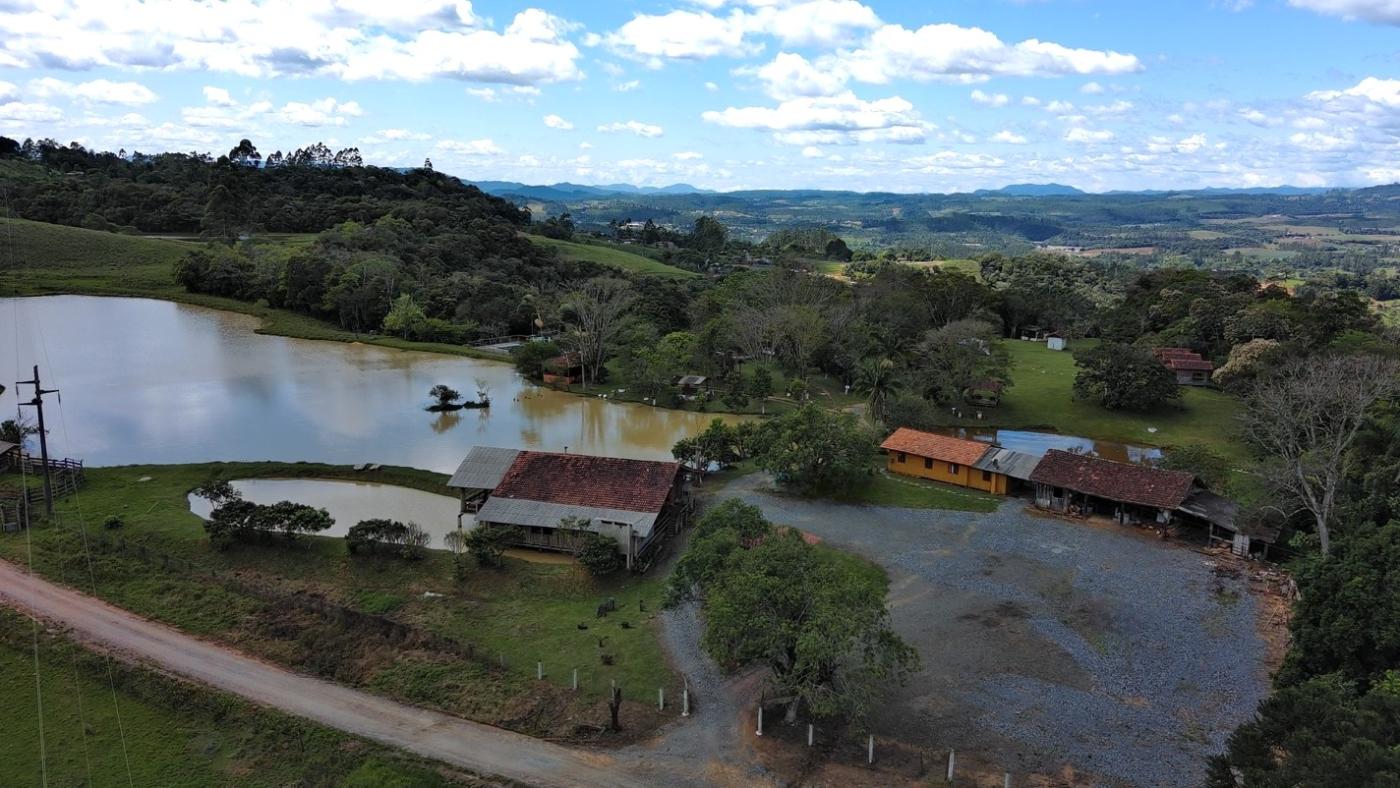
left=0, top=611, right=460, bottom=787
left=0, top=462, right=680, bottom=733
left=947, top=340, right=1246, bottom=462
left=827, top=462, right=1000, bottom=513
left=528, top=235, right=699, bottom=279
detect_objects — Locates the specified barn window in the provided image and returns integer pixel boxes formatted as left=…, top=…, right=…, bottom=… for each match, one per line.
left=924, top=457, right=933, bottom=469
left=949, top=463, right=960, bottom=475
left=897, top=452, right=906, bottom=463
left=982, top=470, right=993, bottom=482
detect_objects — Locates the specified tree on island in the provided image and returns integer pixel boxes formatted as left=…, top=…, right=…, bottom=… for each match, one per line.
left=428, top=384, right=461, bottom=410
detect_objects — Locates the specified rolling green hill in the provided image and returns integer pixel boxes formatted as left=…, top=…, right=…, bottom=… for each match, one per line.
left=0, top=217, right=197, bottom=296
left=528, top=235, right=698, bottom=278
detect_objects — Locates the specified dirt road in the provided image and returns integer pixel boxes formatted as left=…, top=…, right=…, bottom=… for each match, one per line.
left=0, top=559, right=648, bottom=788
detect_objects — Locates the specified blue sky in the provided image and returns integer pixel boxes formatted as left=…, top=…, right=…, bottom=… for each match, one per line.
left=0, top=0, right=1397, bottom=192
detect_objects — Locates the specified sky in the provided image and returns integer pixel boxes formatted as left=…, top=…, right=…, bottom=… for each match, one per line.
left=0, top=0, right=1398, bottom=193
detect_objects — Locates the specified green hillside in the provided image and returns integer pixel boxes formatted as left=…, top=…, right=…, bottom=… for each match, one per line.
left=528, top=235, right=698, bottom=278
left=0, top=217, right=195, bottom=296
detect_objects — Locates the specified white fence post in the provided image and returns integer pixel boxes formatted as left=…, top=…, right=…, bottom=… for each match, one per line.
left=537, top=661, right=543, bottom=680
left=947, top=750, right=955, bottom=782
left=658, top=688, right=664, bottom=710
left=572, top=668, right=578, bottom=691
left=807, top=723, right=814, bottom=747
left=867, top=735, right=874, bottom=764
left=756, top=705, right=764, bottom=736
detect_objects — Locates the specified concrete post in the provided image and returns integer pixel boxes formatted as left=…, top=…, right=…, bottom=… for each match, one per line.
left=947, top=750, right=955, bottom=782
left=572, top=668, right=578, bottom=691
left=867, top=735, right=874, bottom=764
left=1004, top=772, right=1012, bottom=788
left=537, top=661, right=543, bottom=680
left=682, top=686, right=690, bottom=717
left=807, top=724, right=814, bottom=747
left=756, top=706, right=763, bottom=736
left=658, top=688, right=664, bottom=710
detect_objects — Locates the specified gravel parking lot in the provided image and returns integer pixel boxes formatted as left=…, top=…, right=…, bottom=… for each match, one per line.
left=719, top=475, right=1270, bottom=788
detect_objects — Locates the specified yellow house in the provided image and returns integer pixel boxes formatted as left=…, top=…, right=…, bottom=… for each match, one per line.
left=880, top=427, right=1010, bottom=495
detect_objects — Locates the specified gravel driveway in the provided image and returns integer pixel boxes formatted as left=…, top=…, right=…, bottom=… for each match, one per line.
left=719, top=474, right=1269, bottom=788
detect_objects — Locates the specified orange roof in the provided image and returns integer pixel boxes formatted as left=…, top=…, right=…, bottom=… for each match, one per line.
left=880, top=427, right=992, bottom=466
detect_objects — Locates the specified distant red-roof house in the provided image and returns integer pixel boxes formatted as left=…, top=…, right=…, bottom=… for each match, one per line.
left=448, top=447, right=686, bottom=570
left=1153, top=347, right=1215, bottom=386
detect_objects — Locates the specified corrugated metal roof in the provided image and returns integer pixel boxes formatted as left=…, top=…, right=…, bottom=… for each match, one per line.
left=0, top=441, right=18, bottom=456
left=972, top=448, right=1042, bottom=481
left=475, top=498, right=660, bottom=540
left=448, top=447, right=521, bottom=490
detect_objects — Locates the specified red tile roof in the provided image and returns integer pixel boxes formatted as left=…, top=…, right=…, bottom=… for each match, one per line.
left=492, top=451, right=680, bottom=513
left=880, top=427, right=993, bottom=467
left=1029, top=449, right=1197, bottom=510
left=1167, top=357, right=1215, bottom=372
left=1153, top=347, right=1198, bottom=359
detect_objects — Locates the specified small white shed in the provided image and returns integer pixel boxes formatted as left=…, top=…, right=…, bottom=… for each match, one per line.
left=1046, top=333, right=1067, bottom=351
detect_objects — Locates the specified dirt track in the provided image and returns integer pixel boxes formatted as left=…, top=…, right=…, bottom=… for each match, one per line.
left=0, top=559, right=649, bottom=788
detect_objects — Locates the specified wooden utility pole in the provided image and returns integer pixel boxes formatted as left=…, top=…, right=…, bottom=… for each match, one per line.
left=17, top=365, right=58, bottom=516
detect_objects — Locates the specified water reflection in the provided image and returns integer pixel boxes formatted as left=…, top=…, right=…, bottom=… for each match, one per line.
left=187, top=478, right=462, bottom=548
left=943, top=427, right=1163, bottom=465
left=0, top=296, right=744, bottom=472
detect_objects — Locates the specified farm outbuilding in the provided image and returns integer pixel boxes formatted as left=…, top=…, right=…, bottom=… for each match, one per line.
left=1030, top=449, right=1197, bottom=526
left=0, top=441, right=18, bottom=473
left=1153, top=348, right=1215, bottom=386
left=1046, top=333, right=1067, bottom=351
left=880, top=427, right=1015, bottom=494
left=448, top=447, right=689, bottom=570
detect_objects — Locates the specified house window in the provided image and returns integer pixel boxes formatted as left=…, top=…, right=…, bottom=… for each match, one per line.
left=982, top=470, right=993, bottom=482
left=924, top=457, right=933, bottom=470
left=949, top=463, right=960, bottom=475
left=897, top=452, right=906, bottom=463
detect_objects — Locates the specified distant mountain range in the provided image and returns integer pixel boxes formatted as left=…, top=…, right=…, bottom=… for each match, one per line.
left=464, top=180, right=716, bottom=201
left=463, top=178, right=1344, bottom=201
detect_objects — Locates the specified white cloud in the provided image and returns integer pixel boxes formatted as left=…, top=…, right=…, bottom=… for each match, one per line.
left=702, top=91, right=927, bottom=144
left=1289, top=0, right=1400, bottom=24
left=202, top=86, right=236, bottom=107
left=597, top=120, right=665, bottom=137
left=1085, top=100, right=1133, bottom=115
left=1064, top=127, right=1114, bottom=143
left=1045, top=100, right=1076, bottom=114
left=0, top=3, right=583, bottom=87
left=466, top=87, right=498, bottom=101
left=1307, top=76, right=1400, bottom=111
left=749, top=52, right=847, bottom=99
left=801, top=145, right=824, bottom=157
left=543, top=113, right=574, bottom=130
left=970, top=89, right=1009, bottom=107
left=29, top=77, right=157, bottom=105
left=436, top=137, right=504, bottom=155
left=1081, top=81, right=1105, bottom=94
left=838, top=23, right=1143, bottom=85
left=278, top=97, right=363, bottom=127
left=0, top=81, right=15, bottom=102
left=991, top=130, right=1028, bottom=144
left=1239, top=108, right=1282, bottom=126
left=614, top=80, right=641, bottom=92
left=673, top=150, right=704, bottom=160
left=604, top=0, right=880, bottom=64
left=705, top=81, right=720, bottom=92
left=362, top=128, right=430, bottom=144
left=0, top=102, right=63, bottom=122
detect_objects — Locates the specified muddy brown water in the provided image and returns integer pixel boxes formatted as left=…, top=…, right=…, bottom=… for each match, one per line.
left=1, top=295, right=741, bottom=471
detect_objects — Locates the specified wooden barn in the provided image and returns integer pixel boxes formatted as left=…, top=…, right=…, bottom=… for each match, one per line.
left=1153, top=348, right=1215, bottom=386
left=447, top=447, right=689, bottom=571
left=1030, top=449, right=1196, bottom=525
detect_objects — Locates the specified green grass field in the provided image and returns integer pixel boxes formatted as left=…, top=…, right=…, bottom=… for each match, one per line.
left=987, top=340, right=1245, bottom=461
left=826, top=462, right=1000, bottom=512
left=0, top=463, right=678, bottom=719
left=0, top=611, right=459, bottom=787
left=528, top=235, right=699, bottom=278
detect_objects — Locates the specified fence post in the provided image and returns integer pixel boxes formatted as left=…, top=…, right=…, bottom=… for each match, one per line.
left=947, top=750, right=955, bottom=782
left=658, top=688, right=664, bottom=710
left=572, top=668, right=578, bottom=691
left=499, top=652, right=505, bottom=668
left=867, top=735, right=874, bottom=765
left=756, top=705, right=763, bottom=736
left=1004, top=772, right=1011, bottom=788
left=537, top=661, right=543, bottom=680
left=807, top=723, right=814, bottom=747
left=682, top=682, right=690, bottom=717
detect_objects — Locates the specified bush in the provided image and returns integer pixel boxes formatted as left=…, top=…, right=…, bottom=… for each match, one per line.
left=576, top=533, right=623, bottom=576
left=102, top=514, right=124, bottom=530
left=464, top=525, right=519, bottom=567
left=346, top=518, right=430, bottom=559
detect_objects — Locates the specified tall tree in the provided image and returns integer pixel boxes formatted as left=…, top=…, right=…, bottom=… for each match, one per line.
left=1241, top=355, right=1400, bottom=555
left=563, top=278, right=634, bottom=388
left=1072, top=343, right=1180, bottom=411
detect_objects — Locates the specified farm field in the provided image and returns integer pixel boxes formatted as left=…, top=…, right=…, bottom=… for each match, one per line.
left=0, top=463, right=680, bottom=738
left=528, top=235, right=699, bottom=278
left=0, top=610, right=457, bottom=786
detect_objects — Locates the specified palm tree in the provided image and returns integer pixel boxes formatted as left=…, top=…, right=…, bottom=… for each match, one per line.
left=853, top=357, right=903, bottom=424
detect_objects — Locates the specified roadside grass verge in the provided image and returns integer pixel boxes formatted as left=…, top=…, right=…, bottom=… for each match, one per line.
left=528, top=235, right=699, bottom=279
left=0, top=462, right=680, bottom=737
left=0, top=610, right=466, bottom=787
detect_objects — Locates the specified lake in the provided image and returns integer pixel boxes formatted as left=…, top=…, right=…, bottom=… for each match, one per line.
left=0, top=296, right=739, bottom=472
